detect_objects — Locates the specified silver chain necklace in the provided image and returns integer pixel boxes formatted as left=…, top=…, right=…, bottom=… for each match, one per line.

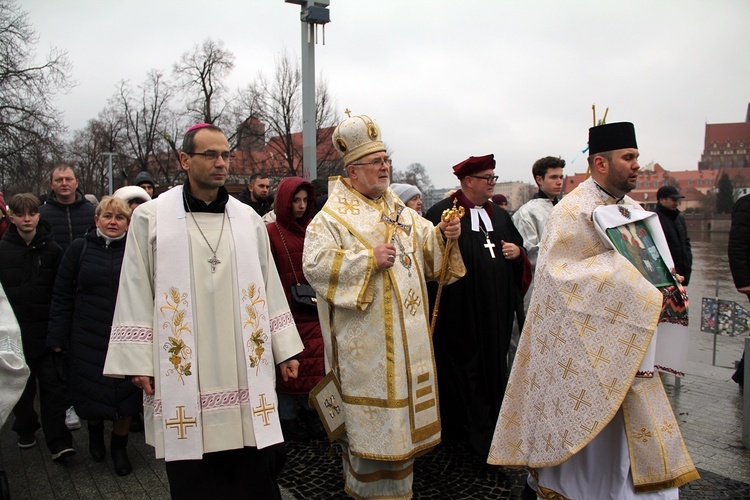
left=184, top=193, right=226, bottom=273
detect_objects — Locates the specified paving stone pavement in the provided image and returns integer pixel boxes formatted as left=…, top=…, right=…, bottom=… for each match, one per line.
left=3, top=236, right=749, bottom=498
left=3, top=358, right=750, bottom=499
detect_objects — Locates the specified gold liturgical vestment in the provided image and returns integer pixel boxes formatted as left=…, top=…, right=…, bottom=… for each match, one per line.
left=303, top=177, right=465, bottom=461
left=488, top=178, right=698, bottom=493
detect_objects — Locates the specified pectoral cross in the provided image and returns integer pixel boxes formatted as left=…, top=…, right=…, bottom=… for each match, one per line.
left=208, top=255, right=221, bottom=273
left=483, top=236, right=496, bottom=258
left=380, top=206, right=412, bottom=242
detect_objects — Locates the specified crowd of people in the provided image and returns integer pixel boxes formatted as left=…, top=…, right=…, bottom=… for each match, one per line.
left=0, top=114, right=704, bottom=499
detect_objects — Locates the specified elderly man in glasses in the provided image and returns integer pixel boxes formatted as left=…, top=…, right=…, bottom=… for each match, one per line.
left=424, top=154, right=529, bottom=459
left=303, top=114, right=465, bottom=499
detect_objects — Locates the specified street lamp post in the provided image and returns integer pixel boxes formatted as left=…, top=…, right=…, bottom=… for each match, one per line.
left=285, top=0, right=330, bottom=181
left=102, top=152, right=117, bottom=195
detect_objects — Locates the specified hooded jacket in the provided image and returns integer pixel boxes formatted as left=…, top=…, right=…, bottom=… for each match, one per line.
left=0, top=220, right=62, bottom=358
left=38, top=188, right=96, bottom=251
left=266, top=177, right=324, bottom=394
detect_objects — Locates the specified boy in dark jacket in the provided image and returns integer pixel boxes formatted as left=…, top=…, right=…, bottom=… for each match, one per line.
left=0, top=193, right=74, bottom=461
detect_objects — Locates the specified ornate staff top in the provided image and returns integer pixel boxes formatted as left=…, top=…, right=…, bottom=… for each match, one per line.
left=441, top=198, right=465, bottom=224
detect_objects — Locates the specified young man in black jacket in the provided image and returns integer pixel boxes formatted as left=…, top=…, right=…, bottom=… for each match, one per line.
left=655, top=185, right=692, bottom=286
left=0, top=193, right=74, bottom=461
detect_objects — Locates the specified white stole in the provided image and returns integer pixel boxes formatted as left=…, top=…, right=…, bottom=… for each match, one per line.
left=155, top=186, right=282, bottom=461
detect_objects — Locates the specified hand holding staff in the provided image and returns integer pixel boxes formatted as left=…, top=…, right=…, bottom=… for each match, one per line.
left=430, top=199, right=464, bottom=334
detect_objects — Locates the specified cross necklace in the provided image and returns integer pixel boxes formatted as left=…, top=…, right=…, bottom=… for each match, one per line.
left=478, top=224, right=496, bottom=259
left=186, top=199, right=226, bottom=273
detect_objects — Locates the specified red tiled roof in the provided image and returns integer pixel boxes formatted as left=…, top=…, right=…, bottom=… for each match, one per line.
left=704, top=122, right=750, bottom=149
left=230, top=126, right=339, bottom=177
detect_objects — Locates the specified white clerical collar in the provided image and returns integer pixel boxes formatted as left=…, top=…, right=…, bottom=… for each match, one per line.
left=469, top=206, right=493, bottom=232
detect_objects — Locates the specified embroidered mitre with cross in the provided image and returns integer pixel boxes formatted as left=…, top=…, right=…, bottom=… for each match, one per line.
left=488, top=178, right=698, bottom=492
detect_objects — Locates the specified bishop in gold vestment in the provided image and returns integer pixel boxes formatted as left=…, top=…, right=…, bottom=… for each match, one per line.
left=303, top=114, right=464, bottom=499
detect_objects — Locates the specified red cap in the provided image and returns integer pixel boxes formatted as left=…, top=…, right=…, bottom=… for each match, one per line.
left=452, top=154, right=495, bottom=179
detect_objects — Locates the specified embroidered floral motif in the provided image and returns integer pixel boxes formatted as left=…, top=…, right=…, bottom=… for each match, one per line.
left=617, top=205, right=631, bottom=219
left=242, top=283, right=268, bottom=375
left=160, top=286, right=192, bottom=384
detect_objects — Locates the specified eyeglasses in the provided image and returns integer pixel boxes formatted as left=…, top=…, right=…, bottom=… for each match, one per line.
left=189, top=151, right=235, bottom=162
left=352, top=156, right=393, bottom=168
left=468, top=174, right=498, bottom=183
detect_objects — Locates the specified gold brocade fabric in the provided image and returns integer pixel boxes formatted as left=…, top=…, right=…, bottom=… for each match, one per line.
left=303, top=177, right=465, bottom=461
left=487, top=178, right=697, bottom=491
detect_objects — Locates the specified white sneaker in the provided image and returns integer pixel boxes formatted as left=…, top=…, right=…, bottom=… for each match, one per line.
left=65, top=406, right=81, bottom=430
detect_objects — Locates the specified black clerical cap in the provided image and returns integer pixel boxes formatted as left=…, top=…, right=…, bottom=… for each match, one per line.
left=588, top=122, right=638, bottom=155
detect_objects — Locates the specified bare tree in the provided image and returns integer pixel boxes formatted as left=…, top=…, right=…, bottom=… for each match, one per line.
left=173, top=38, right=235, bottom=126
left=392, top=163, right=434, bottom=197
left=0, top=0, right=71, bottom=193
left=2, top=139, right=65, bottom=197
left=236, top=51, right=340, bottom=179
left=314, top=78, right=344, bottom=180
left=67, top=105, right=127, bottom=197
left=115, top=70, right=175, bottom=183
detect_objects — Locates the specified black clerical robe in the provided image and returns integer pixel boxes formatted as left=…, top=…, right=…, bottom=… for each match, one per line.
left=425, top=192, right=527, bottom=457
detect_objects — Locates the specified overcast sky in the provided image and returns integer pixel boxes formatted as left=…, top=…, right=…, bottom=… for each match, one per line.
left=22, top=0, right=750, bottom=189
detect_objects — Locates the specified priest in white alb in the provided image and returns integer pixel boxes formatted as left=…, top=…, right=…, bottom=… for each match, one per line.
left=103, top=123, right=304, bottom=499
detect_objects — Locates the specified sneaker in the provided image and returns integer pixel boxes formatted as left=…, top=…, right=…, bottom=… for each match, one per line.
left=17, top=434, right=36, bottom=449
left=65, top=406, right=81, bottom=430
left=51, top=447, right=76, bottom=461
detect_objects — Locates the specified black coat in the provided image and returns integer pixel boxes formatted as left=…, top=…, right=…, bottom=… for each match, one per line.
left=38, top=189, right=96, bottom=251
left=47, top=229, right=141, bottom=420
left=729, top=194, right=750, bottom=291
left=237, top=187, right=272, bottom=217
left=654, top=203, right=692, bottom=286
left=0, top=220, right=62, bottom=359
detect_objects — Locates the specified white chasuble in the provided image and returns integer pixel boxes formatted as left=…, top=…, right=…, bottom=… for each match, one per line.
left=104, top=186, right=303, bottom=460
left=487, top=178, right=698, bottom=494
left=303, top=177, right=465, bottom=461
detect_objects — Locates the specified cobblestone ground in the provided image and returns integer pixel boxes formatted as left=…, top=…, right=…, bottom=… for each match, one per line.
left=278, top=437, right=750, bottom=499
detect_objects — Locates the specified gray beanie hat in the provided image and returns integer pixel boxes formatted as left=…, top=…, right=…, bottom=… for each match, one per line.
left=390, top=183, right=421, bottom=204
left=134, top=170, right=155, bottom=188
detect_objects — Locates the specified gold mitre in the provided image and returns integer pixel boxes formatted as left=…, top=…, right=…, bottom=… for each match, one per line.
left=332, top=113, right=385, bottom=166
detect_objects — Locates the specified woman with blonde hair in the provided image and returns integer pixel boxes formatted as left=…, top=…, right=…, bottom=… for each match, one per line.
left=48, top=196, right=140, bottom=475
